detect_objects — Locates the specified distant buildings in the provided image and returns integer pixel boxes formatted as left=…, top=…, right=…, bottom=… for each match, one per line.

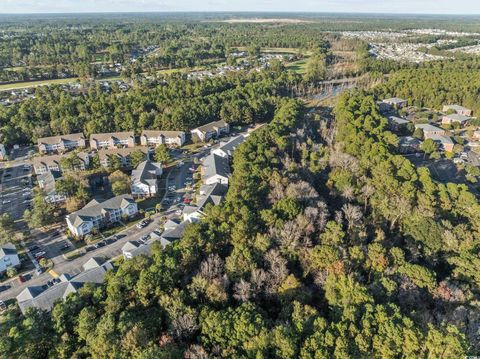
left=97, top=146, right=150, bottom=169
left=131, top=160, right=162, bottom=198
left=382, top=97, right=408, bottom=109
left=442, top=104, right=472, bottom=117
left=0, top=243, right=20, bottom=274
left=398, top=136, right=421, bottom=154
left=387, top=116, right=410, bottom=131
left=66, top=194, right=138, bottom=237
left=140, top=130, right=186, bottom=147
left=33, top=152, right=90, bottom=175
left=37, top=133, right=86, bottom=154
left=89, top=132, right=135, bottom=150
left=202, top=153, right=230, bottom=185
left=16, top=257, right=112, bottom=313
left=191, top=120, right=230, bottom=142
left=441, top=113, right=470, bottom=126
left=429, top=134, right=455, bottom=152
left=414, top=124, right=446, bottom=138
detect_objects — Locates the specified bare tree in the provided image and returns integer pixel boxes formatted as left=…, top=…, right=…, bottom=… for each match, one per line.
left=334, top=210, right=343, bottom=225
left=199, top=254, right=224, bottom=280
left=264, top=249, right=289, bottom=295
left=361, top=183, right=375, bottom=212
left=342, top=204, right=363, bottom=231
left=286, top=180, right=319, bottom=205
left=270, top=220, right=303, bottom=256
left=250, top=268, right=267, bottom=297
left=233, top=279, right=252, bottom=302
left=184, top=344, right=209, bottom=359
left=341, top=185, right=355, bottom=202
left=171, top=313, right=198, bottom=341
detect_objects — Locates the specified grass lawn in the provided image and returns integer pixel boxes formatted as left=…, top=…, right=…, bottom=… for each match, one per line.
left=136, top=196, right=162, bottom=211
left=287, top=59, right=308, bottom=74
left=0, top=77, right=80, bottom=91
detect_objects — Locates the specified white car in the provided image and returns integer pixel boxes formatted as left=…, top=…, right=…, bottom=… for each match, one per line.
left=2, top=200, right=11, bottom=204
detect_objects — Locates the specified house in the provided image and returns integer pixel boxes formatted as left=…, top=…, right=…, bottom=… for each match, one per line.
left=161, top=220, right=190, bottom=242
left=17, top=258, right=112, bottom=313
left=443, top=104, right=472, bottom=117
left=0, top=144, right=7, bottom=160
left=441, top=113, right=470, bottom=126
left=398, top=136, right=422, bottom=154
left=429, top=135, right=455, bottom=152
left=37, top=171, right=66, bottom=203
left=202, top=153, right=230, bottom=185
left=387, top=116, right=410, bottom=131
left=212, top=135, right=247, bottom=158
left=191, top=120, right=230, bottom=142
left=0, top=243, right=20, bottom=274
left=382, top=97, right=408, bottom=109
left=97, top=146, right=150, bottom=169
left=183, top=182, right=228, bottom=222
left=122, top=237, right=171, bottom=260
left=32, top=152, right=90, bottom=175
left=37, top=133, right=86, bottom=153
left=414, top=124, right=446, bottom=139
left=140, top=130, right=186, bottom=147
left=66, top=194, right=138, bottom=237
left=131, top=160, right=163, bottom=198
left=89, top=132, right=135, bottom=150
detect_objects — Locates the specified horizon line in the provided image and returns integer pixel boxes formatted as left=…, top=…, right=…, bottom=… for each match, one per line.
left=1, top=11, right=480, bottom=16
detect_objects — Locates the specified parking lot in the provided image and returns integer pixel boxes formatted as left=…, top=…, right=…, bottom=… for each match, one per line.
left=0, top=163, right=33, bottom=224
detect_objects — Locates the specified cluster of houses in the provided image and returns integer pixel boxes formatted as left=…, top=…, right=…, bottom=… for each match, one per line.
left=16, top=257, right=112, bottom=313
left=120, top=133, right=247, bottom=261
left=380, top=98, right=475, bottom=155
left=59, top=120, right=232, bottom=238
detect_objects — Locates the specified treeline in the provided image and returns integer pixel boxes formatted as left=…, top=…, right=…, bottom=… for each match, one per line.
left=0, top=71, right=301, bottom=146
left=373, top=58, right=480, bottom=113
left=1, top=89, right=475, bottom=357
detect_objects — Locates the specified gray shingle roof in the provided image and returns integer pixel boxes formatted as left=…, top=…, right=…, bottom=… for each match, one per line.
left=37, top=133, right=85, bottom=145
left=90, top=131, right=134, bottom=142
left=215, top=135, right=247, bottom=156
left=443, top=113, right=470, bottom=123
left=141, top=130, right=184, bottom=138
left=162, top=220, right=189, bottom=241
left=17, top=260, right=112, bottom=313
left=0, top=242, right=17, bottom=257
left=414, top=124, right=444, bottom=132
left=193, top=119, right=228, bottom=134
left=202, top=154, right=230, bottom=180
left=131, top=160, right=161, bottom=186
left=67, top=194, right=135, bottom=227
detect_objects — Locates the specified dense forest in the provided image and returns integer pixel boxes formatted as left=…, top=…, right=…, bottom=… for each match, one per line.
left=0, top=70, right=303, bottom=146
left=374, top=59, right=480, bottom=113
left=1, top=88, right=477, bottom=357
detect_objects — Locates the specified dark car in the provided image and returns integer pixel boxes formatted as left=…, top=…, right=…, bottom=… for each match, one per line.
left=18, top=275, right=26, bottom=283
left=28, top=245, right=40, bottom=252
left=85, top=246, right=95, bottom=252
left=60, top=243, right=70, bottom=251
left=47, top=280, right=53, bottom=287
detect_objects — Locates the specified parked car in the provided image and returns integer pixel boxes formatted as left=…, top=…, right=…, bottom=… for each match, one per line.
left=60, top=243, right=70, bottom=251
left=85, top=246, right=95, bottom=252
left=35, top=268, right=43, bottom=276
left=34, top=251, right=46, bottom=258
left=18, top=275, right=26, bottom=283
left=28, top=245, right=40, bottom=252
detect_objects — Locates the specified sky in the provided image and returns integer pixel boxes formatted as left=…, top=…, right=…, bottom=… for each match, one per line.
left=1, top=0, right=480, bottom=15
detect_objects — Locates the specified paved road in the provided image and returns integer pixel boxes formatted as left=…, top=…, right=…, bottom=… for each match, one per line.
left=0, top=213, right=163, bottom=301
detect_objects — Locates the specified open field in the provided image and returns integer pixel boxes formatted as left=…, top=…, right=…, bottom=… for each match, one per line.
left=287, top=59, right=308, bottom=74
left=0, top=78, right=80, bottom=91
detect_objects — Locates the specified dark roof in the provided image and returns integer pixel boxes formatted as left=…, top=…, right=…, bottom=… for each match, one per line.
left=37, top=133, right=85, bottom=145
left=162, top=220, right=189, bottom=241
left=0, top=243, right=17, bottom=257
left=193, top=119, right=228, bottom=134
left=215, top=135, right=247, bottom=156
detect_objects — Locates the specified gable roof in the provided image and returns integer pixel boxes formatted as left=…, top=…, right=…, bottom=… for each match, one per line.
left=131, top=160, right=161, bottom=186
left=97, top=146, right=149, bottom=162
left=429, top=134, right=454, bottom=145
left=414, top=123, right=444, bottom=132
left=141, top=130, right=185, bottom=138
left=37, top=133, right=85, bottom=145
left=162, top=220, right=189, bottom=241
left=444, top=104, right=470, bottom=112
left=90, top=131, right=134, bottom=142
left=33, top=152, right=89, bottom=168
left=193, top=120, right=228, bottom=134
left=0, top=242, right=17, bottom=257
left=388, top=116, right=410, bottom=125
left=383, top=97, right=407, bottom=105
left=202, top=153, right=230, bottom=180
left=214, top=135, right=247, bottom=156
left=67, top=194, right=135, bottom=226
left=443, top=113, right=470, bottom=123
left=17, top=260, right=112, bottom=313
